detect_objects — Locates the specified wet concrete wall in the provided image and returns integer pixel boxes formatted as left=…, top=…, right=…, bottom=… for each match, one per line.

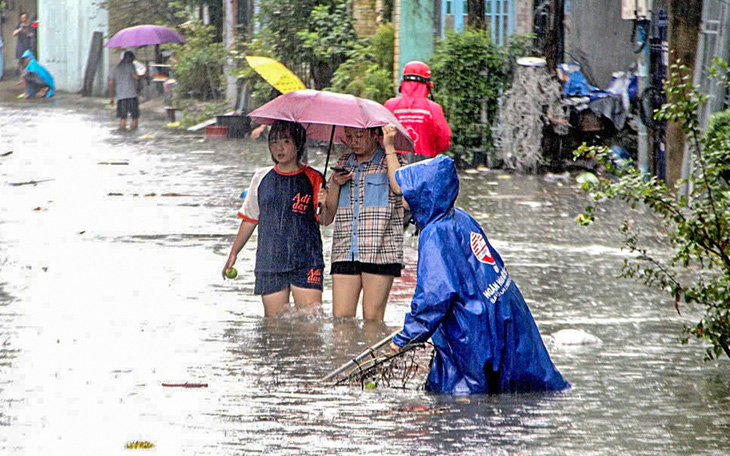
left=394, top=0, right=435, bottom=90
left=38, top=0, right=109, bottom=95
left=564, top=1, right=644, bottom=88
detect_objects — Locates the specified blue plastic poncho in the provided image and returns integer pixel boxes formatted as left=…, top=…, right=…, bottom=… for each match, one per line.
left=21, top=50, right=55, bottom=98
left=392, top=155, right=570, bottom=394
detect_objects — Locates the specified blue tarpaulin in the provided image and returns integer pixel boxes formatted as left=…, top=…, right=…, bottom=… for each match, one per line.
left=392, top=155, right=570, bottom=394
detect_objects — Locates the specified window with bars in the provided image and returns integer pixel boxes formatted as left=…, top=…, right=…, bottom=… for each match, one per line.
left=443, top=0, right=514, bottom=46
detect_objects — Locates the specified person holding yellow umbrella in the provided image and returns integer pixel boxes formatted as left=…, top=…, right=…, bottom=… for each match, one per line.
left=244, top=56, right=306, bottom=139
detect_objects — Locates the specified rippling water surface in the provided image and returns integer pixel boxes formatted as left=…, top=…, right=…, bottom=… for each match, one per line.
left=0, top=100, right=728, bottom=455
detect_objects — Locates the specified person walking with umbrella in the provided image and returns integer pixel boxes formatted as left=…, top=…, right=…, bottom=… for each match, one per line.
left=222, top=120, right=329, bottom=317
left=319, top=125, right=405, bottom=320
left=108, top=50, right=141, bottom=130
left=246, top=90, right=415, bottom=320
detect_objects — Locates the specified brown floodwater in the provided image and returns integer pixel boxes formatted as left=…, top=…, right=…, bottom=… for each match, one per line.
left=0, top=99, right=728, bottom=455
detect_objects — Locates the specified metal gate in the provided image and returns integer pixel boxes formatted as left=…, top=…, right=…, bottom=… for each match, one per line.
left=441, top=0, right=515, bottom=46
left=693, top=0, right=730, bottom=128
left=682, top=0, right=730, bottom=186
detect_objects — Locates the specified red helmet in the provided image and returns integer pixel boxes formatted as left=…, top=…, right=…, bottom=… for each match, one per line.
left=402, top=61, right=433, bottom=88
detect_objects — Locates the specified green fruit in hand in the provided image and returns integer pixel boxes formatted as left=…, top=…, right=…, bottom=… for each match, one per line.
left=365, top=381, right=377, bottom=390
left=225, top=267, right=238, bottom=279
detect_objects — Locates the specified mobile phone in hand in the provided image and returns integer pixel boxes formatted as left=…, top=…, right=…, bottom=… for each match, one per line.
left=330, top=166, right=351, bottom=174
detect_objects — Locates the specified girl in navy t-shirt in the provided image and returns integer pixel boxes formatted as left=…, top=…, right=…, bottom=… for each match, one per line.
left=223, top=120, right=330, bottom=316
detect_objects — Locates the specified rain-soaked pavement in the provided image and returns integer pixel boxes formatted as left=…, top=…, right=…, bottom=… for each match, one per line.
left=1, top=86, right=729, bottom=455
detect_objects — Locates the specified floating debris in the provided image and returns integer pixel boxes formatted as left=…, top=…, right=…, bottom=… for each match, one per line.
left=517, top=201, right=552, bottom=208
left=125, top=441, right=155, bottom=450
left=576, top=172, right=599, bottom=186
left=544, top=171, right=571, bottom=183
left=550, top=329, right=602, bottom=346
left=162, top=382, right=208, bottom=388
left=395, top=405, right=450, bottom=415
left=9, top=179, right=54, bottom=186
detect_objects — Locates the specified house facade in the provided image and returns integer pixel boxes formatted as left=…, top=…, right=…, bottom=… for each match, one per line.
left=440, top=0, right=533, bottom=46
left=1, top=0, right=109, bottom=95
left=390, top=0, right=534, bottom=88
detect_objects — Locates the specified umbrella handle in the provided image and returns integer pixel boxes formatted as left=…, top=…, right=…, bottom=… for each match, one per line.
left=322, top=125, right=336, bottom=182
left=318, top=125, right=336, bottom=216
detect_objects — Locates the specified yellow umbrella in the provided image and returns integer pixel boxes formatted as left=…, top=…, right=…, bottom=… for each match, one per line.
left=245, top=56, right=306, bottom=93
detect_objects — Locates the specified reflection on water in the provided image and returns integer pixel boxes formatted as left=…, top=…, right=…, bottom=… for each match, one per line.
left=0, top=103, right=728, bottom=455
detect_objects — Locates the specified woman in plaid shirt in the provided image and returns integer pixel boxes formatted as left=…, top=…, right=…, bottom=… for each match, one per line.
left=320, top=126, right=404, bottom=320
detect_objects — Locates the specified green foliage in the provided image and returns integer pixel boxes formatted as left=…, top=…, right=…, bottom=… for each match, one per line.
left=253, top=0, right=357, bottom=90
left=328, top=23, right=395, bottom=104
left=103, top=0, right=185, bottom=34
left=574, top=62, right=730, bottom=361
left=429, top=29, right=509, bottom=157
left=168, top=21, right=227, bottom=100
left=297, top=0, right=358, bottom=89
left=298, top=2, right=357, bottom=64
left=706, top=108, right=730, bottom=144
left=230, top=33, right=284, bottom=109
left=256, top=0, right=320, bottom=66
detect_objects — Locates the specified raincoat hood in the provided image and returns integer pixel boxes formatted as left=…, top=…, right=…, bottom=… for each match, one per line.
left=21, top=50, right=55, bottom=97
left=396, top=154, right=458, bottom=229
left=399, top=79, right=431, bottom=99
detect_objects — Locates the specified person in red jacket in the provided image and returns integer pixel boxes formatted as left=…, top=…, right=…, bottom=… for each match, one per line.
left=384, top=61, right=451, bottom=163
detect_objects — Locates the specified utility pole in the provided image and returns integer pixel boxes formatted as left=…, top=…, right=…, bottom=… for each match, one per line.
left=224, top=0, right=237, bottom=102
left=545, top=0, right=564, bottom=75
left=665, top=0, right=703, bottom=187
left=636, top=6, right=651, bottom=177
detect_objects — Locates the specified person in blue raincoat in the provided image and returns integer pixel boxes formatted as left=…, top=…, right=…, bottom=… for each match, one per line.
left=386, top=152, right=570, bottom=395
left=17, top=49, right=54, bottom=98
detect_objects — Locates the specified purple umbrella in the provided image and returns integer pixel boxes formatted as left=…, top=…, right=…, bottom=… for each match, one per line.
left=105, top=25, right=185, bottom=48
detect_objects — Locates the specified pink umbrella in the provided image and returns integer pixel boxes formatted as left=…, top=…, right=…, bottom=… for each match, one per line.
left=105, top=25, right=185, bottom=48
left=248, top=89, right=415, bottom=177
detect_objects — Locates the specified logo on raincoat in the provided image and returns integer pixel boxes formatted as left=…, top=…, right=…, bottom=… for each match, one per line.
left=470, top=232, right=495, bottom=264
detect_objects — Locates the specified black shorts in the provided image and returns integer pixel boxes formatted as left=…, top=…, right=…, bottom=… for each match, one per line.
left=117, top=97, right=140, bottom=119
left=330, top=261, right=401, bottom=277
left=24, top=72, right=50, bottom=95
left=254, top=264, right=324, bottom=296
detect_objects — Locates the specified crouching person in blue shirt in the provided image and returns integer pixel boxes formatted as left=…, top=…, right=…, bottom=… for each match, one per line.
left=386, top=149, right=570, bottom=395
left=17, top=50, right=54, bottom=98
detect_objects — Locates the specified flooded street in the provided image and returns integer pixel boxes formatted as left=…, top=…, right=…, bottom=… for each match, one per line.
left=1, top=95, right=729, bottom=455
